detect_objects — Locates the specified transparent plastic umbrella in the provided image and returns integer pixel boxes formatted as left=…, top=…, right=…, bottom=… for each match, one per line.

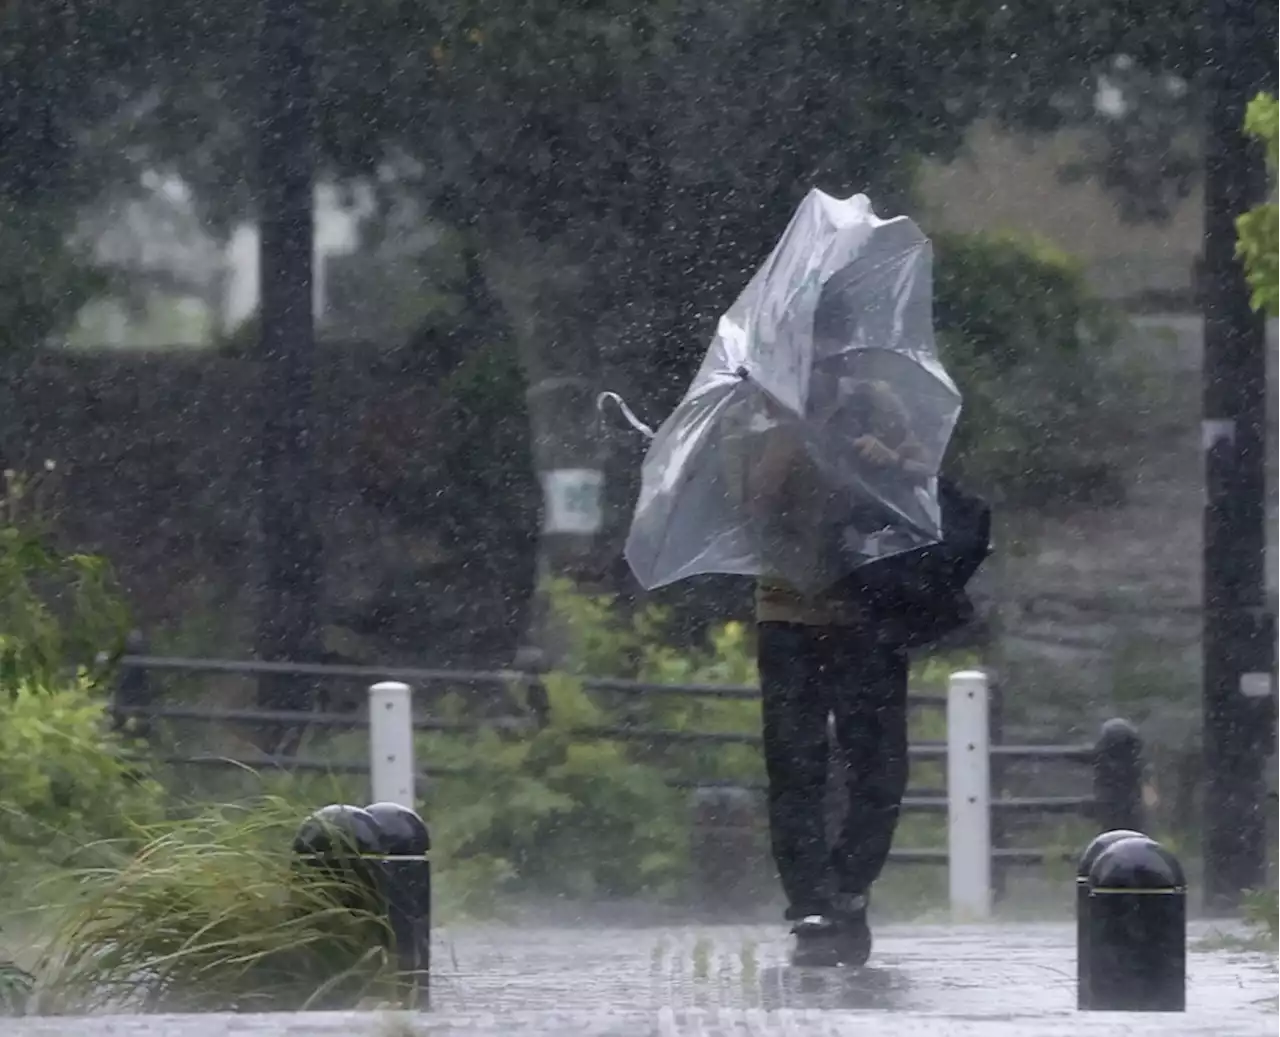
left=623, top=190, right=962, bottom=593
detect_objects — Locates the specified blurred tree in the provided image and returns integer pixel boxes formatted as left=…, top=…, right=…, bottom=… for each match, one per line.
left=2, top=0, right=1271, bottom=603
left=1054, top=56, right=1201, bottom=224
left=0, top=0, right=264, bottom=358
left=4, top=0, right=1265, bottom=371
left=337, top=243, right=541, bottom=668
left=0, top=1, right=116, bottom=354
left=932, top=231, right=1129, bottom=507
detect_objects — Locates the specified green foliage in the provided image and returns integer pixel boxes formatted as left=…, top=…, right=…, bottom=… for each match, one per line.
left=1236, top=93, right=1278, bottom=318
left=1242, top=886, right=1279, bottom=948
left=397, top=582, right=760, bottom=905
left=0, top=467, right=130, bottom=687
left=420, top=677, right=692, bottom=906
left=29, top=797, right=402, bottom=1014
left=548, top=580, right=764, bottom=787
left=933, top=231, right=1127, bottom=507
left=0, top=675, right=161, bottom=872
left=0, top=466, right=152, bottom=881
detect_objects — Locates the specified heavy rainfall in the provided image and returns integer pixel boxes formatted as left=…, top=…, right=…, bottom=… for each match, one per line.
left=0, top=0, right=1275, bottom=1034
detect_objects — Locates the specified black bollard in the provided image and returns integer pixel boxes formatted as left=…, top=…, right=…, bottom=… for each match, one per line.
left=293, top=803, right=384, bottom=908
left=1076, top=828, right=1145, bottom=1010
left=1083, top=835, right=1187, bottom=1013
left=690, top=786, right=763, bottom=915
left=1093, top=718, right=1146, bottom=833
left=366, top=801, right=431, bottom=1007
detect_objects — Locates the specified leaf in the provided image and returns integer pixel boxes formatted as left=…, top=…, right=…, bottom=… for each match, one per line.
left=1235, top=93, right=1278, bottom=317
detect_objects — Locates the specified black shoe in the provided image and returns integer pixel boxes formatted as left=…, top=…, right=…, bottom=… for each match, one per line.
left=831, top=892, right=873, bottom=968
left=789, top=914, right=844, bottom=967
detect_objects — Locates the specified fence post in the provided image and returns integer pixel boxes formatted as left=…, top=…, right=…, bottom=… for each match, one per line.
left=110, top=629, right=153, bottom=736
left=689, top=786, right=763, bottom=916
left=1093, top=718, right=1145, bottom=834
left=369, top=682, right=416, bottom=809
left=947, top=670, right=992, bottom=921
left=986, top=669, right=1008, bottom=906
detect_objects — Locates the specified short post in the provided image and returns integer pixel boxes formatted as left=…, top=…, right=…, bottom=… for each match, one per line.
left=690, top=786, right=763, bottom=916
left=293, top=802, right=431, bottom=1009
left=1082, top=835, right=1187, bottom=1012
left=987, top=670, right=1008, bottom=906
left=369, top=682, right=415, bottom=808
left=366, top=801, right=431, bottom=1008
left=1075, top=828, right=1145, bottom=1010
left=1094, top=718, right=1145, bottom=833
left=293, top=804, right=384, bottom=912
left=946, top=670, right=991, bottom=921
left=110, top=630, right=153, bottom=736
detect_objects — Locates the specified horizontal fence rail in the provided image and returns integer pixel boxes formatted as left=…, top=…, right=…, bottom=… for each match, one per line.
left=109, top=654, right=1144, bottom=919
left=115, top=652, right=948, bottom=706
left=112, top=702, right=1095, bottom=761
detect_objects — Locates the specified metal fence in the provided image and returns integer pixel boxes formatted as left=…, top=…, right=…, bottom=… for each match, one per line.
left=110, top=654, right=1145, bottom=919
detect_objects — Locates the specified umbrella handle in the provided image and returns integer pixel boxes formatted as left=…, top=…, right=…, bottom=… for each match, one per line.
left=596, top=392, right=655, bottom=439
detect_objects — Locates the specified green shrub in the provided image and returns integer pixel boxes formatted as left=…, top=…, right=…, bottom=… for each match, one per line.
left=1242, top=886, right=1279, bottom=948
left=550, top=582, right=764, bottom=786
left=933, top=231, right=1128, bottom=508
left=0, top=467, right=129, bottom=687
left=0, top=471, right=157, bottom=974
left=385, top=584, right=748, bottom=905
left=0, top=675, right=161, bottom=875
left=419, top=675, right=690, bottom=906
left=1236, top=92, right=1278, bottom=317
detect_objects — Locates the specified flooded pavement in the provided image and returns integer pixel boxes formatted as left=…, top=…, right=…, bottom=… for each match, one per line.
left=2, top=922, right=1274, bottom=1036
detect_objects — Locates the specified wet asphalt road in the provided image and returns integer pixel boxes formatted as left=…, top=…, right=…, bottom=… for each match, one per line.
left=2, top=922, right=1274, bottom=1036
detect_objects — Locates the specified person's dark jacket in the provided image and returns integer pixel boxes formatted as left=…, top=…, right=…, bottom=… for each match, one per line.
left=831, top=476, right=992, bottom=649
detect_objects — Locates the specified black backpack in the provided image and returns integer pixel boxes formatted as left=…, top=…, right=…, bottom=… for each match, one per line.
left=833, top=476, right=992, bottom=649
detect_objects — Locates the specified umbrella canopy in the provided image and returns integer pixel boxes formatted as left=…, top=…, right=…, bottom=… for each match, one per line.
left=625, top=190, right=962, bottom=594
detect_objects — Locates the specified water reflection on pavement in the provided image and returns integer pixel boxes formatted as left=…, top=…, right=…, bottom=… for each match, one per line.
left=0, top=923, right=1273, bottom=1036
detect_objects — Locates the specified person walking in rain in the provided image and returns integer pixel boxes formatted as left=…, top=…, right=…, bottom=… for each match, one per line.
left=616, top=190, right=989, bottom=967
left=744, top=364, right=926, bottom=967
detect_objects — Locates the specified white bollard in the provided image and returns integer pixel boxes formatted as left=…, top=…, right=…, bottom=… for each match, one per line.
left=947, top=669, right=992, bottom=921
left=368, top=681, right=416, bottom=809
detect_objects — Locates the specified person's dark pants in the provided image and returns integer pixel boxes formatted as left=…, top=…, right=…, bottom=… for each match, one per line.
left=757, top=621, right=909, bottom=921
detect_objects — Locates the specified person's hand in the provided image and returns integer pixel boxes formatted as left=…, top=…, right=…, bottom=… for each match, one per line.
left=748, top=425, right=802, bottom=501
left=853, top=435, right=899, bottom=467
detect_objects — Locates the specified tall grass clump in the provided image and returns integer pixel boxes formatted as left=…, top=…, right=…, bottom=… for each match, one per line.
left=29, top=796, right=401, bottom=1014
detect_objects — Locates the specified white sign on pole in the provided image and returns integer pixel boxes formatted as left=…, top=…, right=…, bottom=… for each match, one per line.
left=542, top=468, right=604, bottom=535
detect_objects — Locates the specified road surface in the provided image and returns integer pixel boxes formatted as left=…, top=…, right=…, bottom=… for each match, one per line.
left=2, top=922, right=1274, bottom=1036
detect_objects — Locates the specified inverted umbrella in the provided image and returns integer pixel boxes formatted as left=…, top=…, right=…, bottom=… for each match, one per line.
left=623, top=190, right=962, bottom=594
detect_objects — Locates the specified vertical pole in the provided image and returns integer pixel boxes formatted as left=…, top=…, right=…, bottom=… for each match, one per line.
left=1093, top=718, right=1146, bottom=834
left=947, top=670, right=991, bottom=920
left=110, top=629, right=153, bottom=738
left=365, top=802, right=431, bottom=1007
left=1201, top=0, right=1275, bottom=910
left=987, top=670, right=1008, bottom=905
left=257, top=0, right=321, bottom=717
left=369, top=682, right=416, bottom=809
